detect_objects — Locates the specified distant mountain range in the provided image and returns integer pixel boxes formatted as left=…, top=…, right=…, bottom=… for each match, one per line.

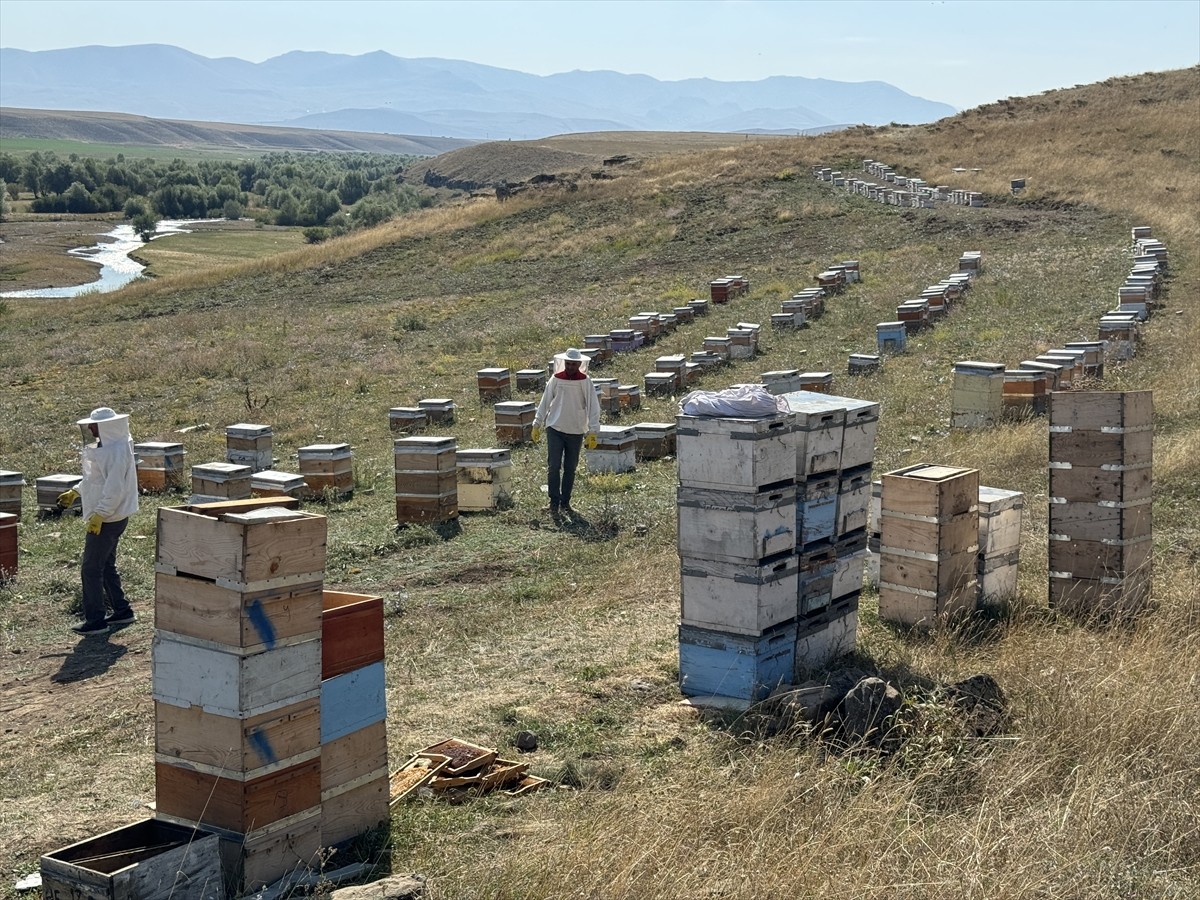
left=0, top=44, right=957, bottom=140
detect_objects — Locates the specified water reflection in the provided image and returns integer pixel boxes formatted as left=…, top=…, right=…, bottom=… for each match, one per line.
left=0, top=219, right=214, bottom=299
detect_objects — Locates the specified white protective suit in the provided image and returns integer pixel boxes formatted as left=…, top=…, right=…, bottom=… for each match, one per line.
left=77, top=408, right=139, bottom=522
left=533, top=351, right=601, bottom=435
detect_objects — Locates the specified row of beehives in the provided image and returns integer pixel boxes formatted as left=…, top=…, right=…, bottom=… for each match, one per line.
left=864, top=472, right=1025, bottom=623
left=813, top=161, right=984, bottom=208
left=41, top=499, right=390, bottom=898
left=674, top=390, right=880, bottom=702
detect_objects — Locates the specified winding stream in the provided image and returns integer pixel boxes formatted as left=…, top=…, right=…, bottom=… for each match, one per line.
left=1, top=219, right=213, bottom=299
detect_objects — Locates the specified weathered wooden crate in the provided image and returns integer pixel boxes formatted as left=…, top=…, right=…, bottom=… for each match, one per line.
left=190, top=462, right=253, bottom=503
left=878, top=576, right=975, bottom=630
left=678, top=621, right=797, bottom=701
left=881, top=464, right=978, bottom=519
left=225, top=423, right=273, bottom=472
left=1048, top=535, right=1151, bottom=582
left=1040, top=351, right=1086, bottom=387
left=320, top=660, right=386, bottom=743
left=156, top=696, right=319, bottom=777
left=977, top=549, right=1020, bottom=605
left=296, top=443, right=354, bottom=498
left=778, top=392, right=845, bottom=476
left=322, top=590, right=384, bottom=680
left=1049, top=390, right=1152, bottom=431
left=771, top=312, right=798, bottom=329
left=633, top=422, right=677, bottom=460
left=456, top=448, right=514, bottom=511
left=395, top=492, right=458, bottom=525
left=0, top=511, right=15, bottom=580
left=795, top=594, right=859, bottom=675
left=679, top=552, right=798, bottom=636
left=837, top=466, right=873, bottom=536
left=848, top=354, right=881, bottom=376
left=1048, top=499, right=1151, bottom=543
left=675, top=412, right=793, bottom=491
left=37, top=473, right=82, bottom=516
left=676, top=484, right=796, bottom=564
left=40, top=818, right=223, bottom=900
left=797, top=545, right=837, bottom=616
left=155, top=571, right=323, bottom=653
left=779, top=300, right=809, bottom=325
left=394, top=435, right=457, bottom=473
left=249, top=470, right=307, bottom=500
left=417, top=398, right=457, bottom=425
left=1002, top=369, right=1049, bottom=417
left=394, top=468, right=457, bottom=497
left=1049, top=428, right=1152, bottom=470
left=477, top=367, right=512, bottom=403
left=153, top=632, right=321, bottom=718
left=796, top=474, right=839, bottom=547
left=515, top=369, right=549, bottom=393
left=134, top=444, right=187, bottom=492
left=321, top=769, right=390, bottom=848
left=494, top=400, right=536, bottom=444
left=213, top=809, right=323, bottom=894
left=585, top=424, right=637, bottom=474
left=155, top=755, right=321, bottom=834
left=156, top=503, right=326, bottom=589
left=978, top=486, right=1024, bottom=557
left=880, top=544, right=977, bottom=599
left=1048, top=463, right=1152, bottom=505
left=832, top=531, right=868, bottom=601
left=389, top=407, right=428, bottom=433
left=322, top=720, right=388, bottom=798
left=1048, top=570, right=1151, bottom=619
left=644, top=371, right=679, bottom=397
left=0, top=469, right=23, bottom=517
left=951, top=361, right=1005, bottom=428
left=690, top=350, right=723, bottom=369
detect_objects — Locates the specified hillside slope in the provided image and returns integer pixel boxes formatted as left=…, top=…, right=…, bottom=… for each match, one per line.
left=0, top=70, right=1196, bottom=899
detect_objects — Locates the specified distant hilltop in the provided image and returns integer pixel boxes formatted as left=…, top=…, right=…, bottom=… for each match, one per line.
left=0, top=44, right=957, bottom=141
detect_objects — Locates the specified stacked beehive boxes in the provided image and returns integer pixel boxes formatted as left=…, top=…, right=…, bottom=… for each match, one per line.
left=951, top=361, right=1006, bottom=428
left=37, top=473, right=82, bottom=516
left=878, top=464, right=979, bottom=629
left=0, top=470, right=24, bottom=517
left=394, top=436, right=458, bottom=526
left=297, top=444, right=354, bottom=500
left=225, top=424, right=273, bottom=472
left=494, top=401, right=536, bottom=444
left=189, top=462, right=252, bottom=504
left=676, top=412, right=798, bottom=701
left=0, top=511, right=16, bottom=580
left=1048, top=391, right=1152, bottom=618
left=135, top=442, right=187, bottom=492
left=476, top=368, right=512, bottom=403
left=977, top=486, right=1024, bottom=606
left=319, top=590, right=389, bottom=848
left=456, top=448, right=513, bottom=512
left=585, top=425, right=636, bottom=474
left=152, top=501, right=328, bottom=891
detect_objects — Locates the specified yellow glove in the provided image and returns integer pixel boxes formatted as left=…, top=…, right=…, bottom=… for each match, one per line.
left=85, top=514, right=103, bottom=535
left=584, top=432, right=598, bottom=450
left=531, top=425, right=543, bottom=443
left=57, top=488, right=80, bottom=508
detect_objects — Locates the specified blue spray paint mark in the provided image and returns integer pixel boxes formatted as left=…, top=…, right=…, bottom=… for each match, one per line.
left=248, top=728, right=277, bottom=765
left=247, top=599, right=277, bottom=649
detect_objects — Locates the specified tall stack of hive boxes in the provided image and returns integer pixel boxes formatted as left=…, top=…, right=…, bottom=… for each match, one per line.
left=152, top=502, right=328, bottom=892
left=878, top=464, right=979, bottom=629
left=1048, top=391, right=1152, bottom=618
left=395, top=436, right=458, bottom=526
left=298, top=444, right=354, bottom=500
left=977, top=486, right=1024, bottom=605
left=226, top=423, right=273, bottom=472
left=952, top=361, right=1005, bottom=429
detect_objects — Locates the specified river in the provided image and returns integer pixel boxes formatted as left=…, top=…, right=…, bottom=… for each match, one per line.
left=0, top=219, right=216, bottom=299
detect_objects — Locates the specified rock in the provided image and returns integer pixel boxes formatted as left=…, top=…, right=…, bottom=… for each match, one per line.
left=514, top=730, right=539, bottom=753
left=331, top=873, right=426, bottom=900
left=946, top=673, right=1009, bottom=736
left=766, top=667, right=870, bottom=726
left=840, top=677, right=903, bottom=744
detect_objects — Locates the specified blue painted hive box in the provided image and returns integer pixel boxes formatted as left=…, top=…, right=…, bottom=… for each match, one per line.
left=678, top=621, right=797, bottom=701
left=796, top=474, right=839, bottom=547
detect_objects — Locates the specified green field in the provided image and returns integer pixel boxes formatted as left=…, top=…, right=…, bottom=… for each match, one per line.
left=0, top=135, right=268, bottom=161
left=132, top=225, right=310, bottom=278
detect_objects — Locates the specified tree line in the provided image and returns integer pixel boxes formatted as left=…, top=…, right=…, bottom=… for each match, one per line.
left=0, top=150, right=432, bottom=237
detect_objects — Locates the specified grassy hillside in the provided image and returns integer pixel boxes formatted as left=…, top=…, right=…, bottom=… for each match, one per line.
left=0, top=69, right=1197, bottom=898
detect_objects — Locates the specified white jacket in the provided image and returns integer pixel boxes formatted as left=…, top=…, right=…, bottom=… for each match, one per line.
left=533, top=375, right=601, bottom=435
left=79, top=415, right=139, bottom=521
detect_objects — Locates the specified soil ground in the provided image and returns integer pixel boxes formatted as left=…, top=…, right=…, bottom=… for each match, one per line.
left=0, top=217, right=121, bottom=291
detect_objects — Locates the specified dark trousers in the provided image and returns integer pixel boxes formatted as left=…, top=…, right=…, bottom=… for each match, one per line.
left=546, top=427, right=584, bottom=509
left=80, top=517, right=131, bottom=626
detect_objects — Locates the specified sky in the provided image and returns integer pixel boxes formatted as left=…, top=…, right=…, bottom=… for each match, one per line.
left=0, top=0, right=1197, bottom=110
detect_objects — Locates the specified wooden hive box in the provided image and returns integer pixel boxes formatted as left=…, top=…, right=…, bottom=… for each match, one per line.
left=725, top=328, right=756, bottom=359
left=1048, top=569, right=1151, bottom=620
left=134, top=443, right=188, bottom=492
left=978, top=549, right=1020, bottom=605
left=676, top=483, right=796, bottom=564
left=515, top=369, right=548, bottom=392
left=951, top=361, right=1005, bottom=428
left=585, top=424, right=636, bottom=474
left=686, top=298, right=710, bottom=316
left=675, top=412, right=793, bottom=492
left=978, top=486, right=1024, bottom=557
left=633, top=422, right=677, bottom=460
left=881, top=464, right=978, bottom=520
left=672, top=306, right=696, bottom=324
left=797, top=372, right=834, bottom=394
left=618, top=384, right=641, bottom=411
left=831, top=531, right=868, bottom=602
left=848, top=354, right=881, bottom=376
left=322, top=720, right=388, bottom=799
left=395, top=436, right=458, bottom=520
left=225, top=423, right=273, bottom=472
left=780, top=299, right=809, bottom=325
left=795, top=474, right=839, bottom=548
left=895, top=300, right=930, bottom=332
left=157, top=503, right=326, bottom=589
left=794, top=595, right=859, bottom=676
left=389, top=407, right=428, bottom=433
left=1063, top=341, right=1105, bottom=378
left=772, top=311, right=800, bottom=329
left=213, top=810, right=323, bottom=894
left=249, top=469, right=307, bottom=499
left=678, top=621, right=797, bottom=701
left=836, top=466, right=873, bottom=536
left=679, top=552, right=798, bottom=636
left=690, top=350, right=723, bottom=369
left=456, top=448, right=513, bottom=512
left=0, top=469, right=23, bottom=517
left=395, top=494, right=458, bottom=525
left=321, top=590, right=384, bottom=680
left=644, top=371, right=679, bottom=397
left=320, top=660, right=386, bottom=744
left=296, top=443, right=354, bottom=498
left=494, top=400, right=537, bottom=444
left=394, top=435, right=457, bottom=473
left=702, top=336, right=732, bottom=359
left=156, top=696, right=320, bottom=777
left=155, top=755, right=321, bottom=834
left=321, top=769, right=390, bottom=848
left=0, top=511, right=15, bottom=580
left=797, top=544, right=837, bottom=616
left=1003, top=369, right=1050, bottom=417
left=37, top=472, right=82, bottom=515
left=709, top=279, right=732, bottom=302
left=778, top=392, right=846, bottom=476
left=190, top=461, right=253, bottom=503
left=40, top=818, right=223, bottom=900
left=760, top=370, right=803, bottom=395
left=476, top=368, right=512, bottom=403
left=417, top=398, right=457, bottom=425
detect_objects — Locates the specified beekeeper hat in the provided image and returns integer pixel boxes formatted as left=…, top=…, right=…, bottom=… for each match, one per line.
left=77, top=407, right=129, bottom=426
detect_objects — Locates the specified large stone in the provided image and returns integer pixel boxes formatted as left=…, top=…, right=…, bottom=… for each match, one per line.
left=765, top=667, right=870, bottom=727
left=840, top=677, right=903, bottom=744
left=332, top=873, right=426, bottom=900
left=946, top=673, right=1009, bottom=736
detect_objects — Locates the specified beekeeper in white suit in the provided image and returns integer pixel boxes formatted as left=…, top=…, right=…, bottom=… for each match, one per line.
left=531, top=348, right=601, bottom=521
left=57, top=406, right=139, bottom=635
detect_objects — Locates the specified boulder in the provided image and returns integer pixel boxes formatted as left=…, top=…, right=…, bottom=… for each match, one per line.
left=840, top=676, right=903, bottom=745
left=332, top=873, right=425, bottom=900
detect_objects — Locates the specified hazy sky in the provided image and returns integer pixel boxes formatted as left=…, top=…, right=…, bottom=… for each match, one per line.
left=1, top=0, right=1197, bottom=110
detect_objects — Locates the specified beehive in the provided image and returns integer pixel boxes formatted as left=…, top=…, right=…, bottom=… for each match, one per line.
left=686, top=298, right=710, bottom=316
left=678, top=621, right=796, bottom=701
left=515, top=369, right=548, bottom=392
left=394, top=436, right=458, bottom=525
left=679, top=552, right=799, bottom=636
left=1002, top=369, right=1050, bottom=417
left=676, top=413, right=793, bottom=491
left=619, top=384, right=642, bottom=411
left=977, top=486, right=1024, bottom=605
left=876, top=321, right=907, bottom=353
left=134, top=442, right=187, bottom=492
left=250, top=469, right=308, bottom=500
left=494, top=400, right=536, bottom=444
left=189, top=462, right=253, bottom=504
left=0, top=470, right=23, bottom=517
left=0, top=511, right=16, bottom=580
left=878, top=464, right=980, bottom=629
left=225, top=423, right=273, bottom=472
left=633, top=422, right=677, bottom=460
left=778, top=393, right=845, bottom=477
left=37, top=473, right=82, bottom=516
left=726, top=327, right=756, bottom=359
left=476, top=368, right=512, bottom=403
left=644, top=371, right=679, bottom=397
left=389, top=407, right=428, bottom=433
left=702, top=336, right=732, bottom=360
left=951, top=361, right=1005, bottom=429
left=672, top=306, right=696, bottom=325
left=456, top=448, right=513, bottom=512
left=297, top=443, right=354, bottom=499
left=585, top=424, right=636, bottom=474
left=848, top=354, right=881, bottom=376
left=797, top=372, right=834, bottom=394
left=760, top=370, right=802, bottom=395
left=676, top=484, right=796, bottom=564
